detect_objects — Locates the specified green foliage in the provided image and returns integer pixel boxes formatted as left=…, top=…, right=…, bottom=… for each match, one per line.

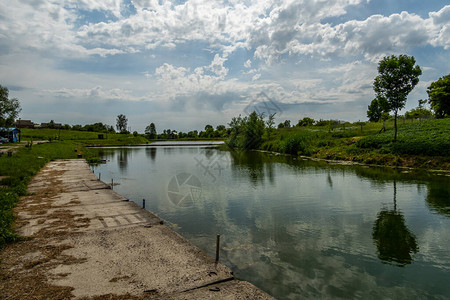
left=367, top=97, right=389, bottom=122
left=0, top=85, right=21, bottom=128
left=297, top=117, right=315, bottom=126
left=116, top=114, right=128, bottom=132
left=242, top=112, right=265, bottom=149
left=227, top=113, right=265, bottom=149
left=404, top=107, right=433, bottom=119
left=145, top=122, right=157, bottom=139
left=279, top=134, right=310, bottom=155
left=373, top=55, right=422, bottom=141
left=356, top=119, right=450, bottom=156
left=427, top=74, right=450, bottom=118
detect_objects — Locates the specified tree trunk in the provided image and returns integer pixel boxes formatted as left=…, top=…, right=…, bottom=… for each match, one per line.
left=394, top=110, right=398, bottom=142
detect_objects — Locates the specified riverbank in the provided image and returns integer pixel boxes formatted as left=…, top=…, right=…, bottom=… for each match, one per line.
left=0, top=159, right=274, bottom=299
left=233, top=118, right=450, bottom=171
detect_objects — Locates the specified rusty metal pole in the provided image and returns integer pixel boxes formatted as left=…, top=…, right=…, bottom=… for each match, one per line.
left=215, top=234, right=220, bottom=263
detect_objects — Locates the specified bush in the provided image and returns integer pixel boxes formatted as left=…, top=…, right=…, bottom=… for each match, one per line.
left=279, top=134, right=310, bottom=155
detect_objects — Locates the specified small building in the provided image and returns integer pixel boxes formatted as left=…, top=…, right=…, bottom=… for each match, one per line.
left=0, top=127, right=21, bottom=143
left=15, top=119, right=35, bottom=128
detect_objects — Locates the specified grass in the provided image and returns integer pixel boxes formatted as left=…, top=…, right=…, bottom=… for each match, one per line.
left=20, top=128, right=148, bottom=145
left=257, top=118, right=450, bottom=170
left=355, top=119, right=450, bottom=156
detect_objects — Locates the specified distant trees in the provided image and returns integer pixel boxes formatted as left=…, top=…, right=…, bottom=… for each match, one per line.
left=427, top=74, right=450, bottom=118
left=145, top=122, right=157, bottom=139
left=277, top=120, right=291, bottom=129
left=0, top=85, right=21, bottom=127
left=297, top=117, right=315, bottom=126
left=116, top=114, right=128, bottom=133
left=70, top=122, right=114, bottom=132
left=373, top=55, right=422, bottom=141
left=404, top=100, right=433, bottom=120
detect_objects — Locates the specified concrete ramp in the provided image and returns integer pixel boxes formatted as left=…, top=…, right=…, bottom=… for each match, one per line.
left=1, top=159, right=274, bottom=299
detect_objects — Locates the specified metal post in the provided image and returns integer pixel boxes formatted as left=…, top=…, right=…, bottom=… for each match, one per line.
left=111, top=178, right=114, bottom=190
left=215, top=234, right=220, bottom=263
left=142, top=199, right=145, bottom=209
left=99, top=173, right=101, bottom=181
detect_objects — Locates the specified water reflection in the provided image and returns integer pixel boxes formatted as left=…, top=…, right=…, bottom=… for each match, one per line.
left=373, top=181, right=418, bottom=266
left=93, top=146, right=450, bottom=299
left=229, top=150, right=276, bottom=186
left=145, top=147, right=157, bottom=161
left=426, top=179, right=450, bottom=216
left=117, top=148, right=132, bottom=172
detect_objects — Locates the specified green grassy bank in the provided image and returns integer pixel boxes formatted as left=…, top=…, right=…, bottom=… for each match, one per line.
left=257, top=118, right=450, bottom=170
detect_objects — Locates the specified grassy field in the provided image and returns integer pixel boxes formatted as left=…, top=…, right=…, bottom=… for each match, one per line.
left=259, top=118, right=450, bottom=170
left=20, top=128, right=148, bottom=145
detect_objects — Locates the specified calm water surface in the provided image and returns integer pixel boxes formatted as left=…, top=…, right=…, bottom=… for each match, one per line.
left=92, top=145, right=450, bottom=299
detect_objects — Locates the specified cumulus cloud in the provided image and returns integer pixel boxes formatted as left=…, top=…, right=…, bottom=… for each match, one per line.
left=1, top=1, right=448, bottom=61
left=1, top=1, right=448, bottom=130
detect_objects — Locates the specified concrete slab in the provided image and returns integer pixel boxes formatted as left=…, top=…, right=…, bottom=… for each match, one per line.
left=49, top=225, right=233, bottom=298
left=156, top=280, right=274, bottom=299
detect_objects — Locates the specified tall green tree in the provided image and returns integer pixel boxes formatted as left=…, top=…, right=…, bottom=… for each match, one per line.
left=265, top=113, right=276, bottom=140
left=373, top=55, right=422, bottom=141
left=0, top=85, right=21, bottom=127
left=243, top=111, right=265, bottom=149
left=427, top=74, right=450, bottom=118
left=116, top=114, right=128, bottom=132
left=145, top=122, right=157, bottom=139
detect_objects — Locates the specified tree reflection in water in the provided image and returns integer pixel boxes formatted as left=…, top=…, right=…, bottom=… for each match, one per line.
left=373, top=181, right=418, bottom=266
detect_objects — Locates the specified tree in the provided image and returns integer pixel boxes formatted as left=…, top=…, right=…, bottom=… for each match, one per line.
left=283, top=120, right=291, bottom=128
left=204, top=124, right=213, bottom=131
left=242, top=111, right=265, bottom=149
left=265, top=113, right=276, bottom=140
left=145, top=122, right=157, bottom=139
left=116, top=114, right=128, bottom=132
left=0, top=85, right=21, bottom=127
left=373, top=55, right=422, bottom=141
left=404, top=101, right=433, bottom=121
left=367, top=97, right=389, bottom=122
left=297, top=117, right=315, bottom=126
left=427, top=74, right=450, bottom=118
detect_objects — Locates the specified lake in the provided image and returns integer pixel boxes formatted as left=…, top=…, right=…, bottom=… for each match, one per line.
left=92, top=144, right=450, bottom=299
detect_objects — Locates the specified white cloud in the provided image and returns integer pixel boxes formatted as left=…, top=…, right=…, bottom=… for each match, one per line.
left=1, top=1, right=449, bottom=131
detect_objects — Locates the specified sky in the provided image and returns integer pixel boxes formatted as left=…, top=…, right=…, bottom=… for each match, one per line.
left=0, top=0, right=449, bottom=133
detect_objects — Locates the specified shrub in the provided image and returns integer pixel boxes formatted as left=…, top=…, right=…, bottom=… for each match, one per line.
left=279, top=134, right=310, bottom=155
